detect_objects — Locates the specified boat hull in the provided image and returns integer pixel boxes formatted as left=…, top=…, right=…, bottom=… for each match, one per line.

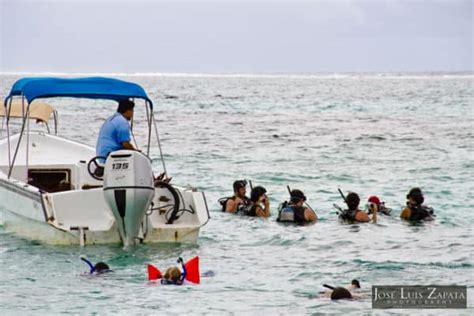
left=0, top=185, right=207, bottom=245
left=0, top=132, right=210, bottom=246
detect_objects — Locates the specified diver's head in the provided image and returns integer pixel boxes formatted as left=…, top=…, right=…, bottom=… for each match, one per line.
left=345, top=192, right=360, bottom=211
left=331, top=287, right=353, bottom=300
left=163, top=266, right=182, bottom=284
left=351, top=279, right=361, bottom=289
left=250, top=186, right=267, bottom=203
left=93, top=262, right=110, bottom=274
left=233, top=180, right=248, bottom=198
left=407, top=187, right=424, bottom=205
left=117, top=99, right=135, bottom=121
left=368, top=196, right=381, bottom=212
left=290, top=189, right=306, bottom=205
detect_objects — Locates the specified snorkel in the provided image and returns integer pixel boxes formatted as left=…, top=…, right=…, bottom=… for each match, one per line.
left=81, top=256, right=95, bottom=273
left=178, top=257, right=187, bottom=283
left=334, top=188, right=349, bottom=216
left=338, top=188, right=348, bottom=205
left=81, top=256, right=110, bottom=274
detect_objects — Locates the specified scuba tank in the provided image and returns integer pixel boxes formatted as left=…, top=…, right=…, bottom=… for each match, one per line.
left=277, top=201, right=294, bottom=222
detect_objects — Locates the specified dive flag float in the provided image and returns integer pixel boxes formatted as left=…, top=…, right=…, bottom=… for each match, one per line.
left=147, top=256, right=200, bottom=284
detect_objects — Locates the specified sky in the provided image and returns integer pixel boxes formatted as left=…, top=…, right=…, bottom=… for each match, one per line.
left=0, top=0, right=472, bottom=73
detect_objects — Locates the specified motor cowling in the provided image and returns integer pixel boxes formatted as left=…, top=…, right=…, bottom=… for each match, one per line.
left=103, top=150, right=155, bottom=247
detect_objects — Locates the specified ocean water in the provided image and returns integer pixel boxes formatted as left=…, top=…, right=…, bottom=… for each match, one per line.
left=0, top=73, right=473, bottom=314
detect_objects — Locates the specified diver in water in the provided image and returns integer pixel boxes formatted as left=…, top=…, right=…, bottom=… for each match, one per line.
left=239, top=186, right=271, bottom=217
left=339, top=192, right=377, bottom=223
left=321, top=279, right=361, bottom=300
left=162, top=266, right=183, bottom=284
left=148, top=256, right=200, bottom=285
left=277, top=189, right=317, bottom=224
left=367, top=196, right=392, bottom=216
left=218, top=180, right=251, bottom=213
left=400, top=188, right=435, bottom=221
left=81, top=257, right=110, bottom=274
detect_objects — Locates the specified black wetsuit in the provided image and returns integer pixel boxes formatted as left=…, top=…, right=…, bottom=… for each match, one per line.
left=219, top=196, right=250, bottom=213
left=407, top=204, right=434, bottom=221
left=239, top=203, right=258, bottom=217
left=339, top=209, right=358, bottom=222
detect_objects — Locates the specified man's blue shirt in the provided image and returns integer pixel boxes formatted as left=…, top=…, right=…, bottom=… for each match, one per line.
left=96, top=113, right=131, bottom=158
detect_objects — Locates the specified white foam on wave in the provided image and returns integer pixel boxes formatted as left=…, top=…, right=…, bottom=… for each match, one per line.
left=1, top=71, right=472, bottom=80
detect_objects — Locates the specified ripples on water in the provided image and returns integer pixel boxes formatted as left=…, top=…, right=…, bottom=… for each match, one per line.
left=0, top=73, right=473, bottom=314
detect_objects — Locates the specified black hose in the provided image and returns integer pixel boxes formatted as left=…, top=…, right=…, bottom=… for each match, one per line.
left=154, top=181, right=181, bottom=224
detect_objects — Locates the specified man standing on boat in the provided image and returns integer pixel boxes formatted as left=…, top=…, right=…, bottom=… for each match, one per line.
left=96, top=99, right=136, bottom=160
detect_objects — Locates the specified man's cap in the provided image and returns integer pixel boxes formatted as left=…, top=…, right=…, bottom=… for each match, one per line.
left=368, top=196, right=381, bottom=206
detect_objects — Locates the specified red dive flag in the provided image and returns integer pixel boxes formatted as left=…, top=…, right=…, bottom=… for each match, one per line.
left=184, top=256, right=200, bottom=284
left=147, top=264, right=162, bottom=281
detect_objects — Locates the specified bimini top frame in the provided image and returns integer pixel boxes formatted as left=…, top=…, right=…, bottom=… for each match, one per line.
left=2, top=77, right=167, bottom=179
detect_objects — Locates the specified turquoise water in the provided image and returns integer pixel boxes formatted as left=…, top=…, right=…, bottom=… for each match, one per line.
left=1, top=73, right=473, bottom=314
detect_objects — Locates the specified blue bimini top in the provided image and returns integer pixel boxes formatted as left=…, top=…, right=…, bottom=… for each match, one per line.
left=4, top=77, right=153, bottom=108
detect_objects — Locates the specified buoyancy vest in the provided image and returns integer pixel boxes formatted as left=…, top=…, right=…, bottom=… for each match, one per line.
left=277, top=202, right=306, bottom=224
left=239, top=202, right=258, bottom=217
left=408, top=204, right=434, bottom=221
left=218, top=196, right=250, bottom=212
left=339, top=209, right=358, bottom=222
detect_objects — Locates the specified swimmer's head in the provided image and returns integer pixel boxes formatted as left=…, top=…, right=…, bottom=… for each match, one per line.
left=331, top=287, right=353, bottom=300
left=93, top=262, right=110, bottom=273
left=250, top=186, right=267, bottom=203
left=407, top=187, right=424, bottom=205
left=164, top=266, right=182, bottom=283
left=345, top=192, right=360, bottom=211
left=81, top=257, right=109, bottom=274
left=233, top=180, right=247, bottom=193
left=351, top=279, right=360, bottom=289
left=290, top=189, right=306, bottom=204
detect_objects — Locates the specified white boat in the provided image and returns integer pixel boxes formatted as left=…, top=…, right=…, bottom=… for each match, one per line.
left=0, top=77, right=210, bottom=246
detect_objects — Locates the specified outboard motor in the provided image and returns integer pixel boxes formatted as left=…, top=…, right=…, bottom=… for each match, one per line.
left=103, top=150, right=155, bottom=247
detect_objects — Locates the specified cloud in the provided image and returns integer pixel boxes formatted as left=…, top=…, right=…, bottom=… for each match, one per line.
left=1, top=0, right=472, bottom=72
